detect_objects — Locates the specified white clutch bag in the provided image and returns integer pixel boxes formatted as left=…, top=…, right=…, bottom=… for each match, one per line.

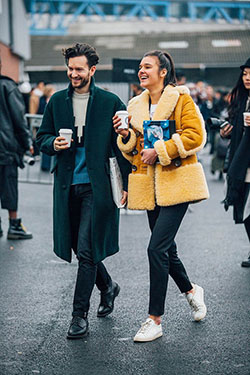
left=109, top=156, right=125, bottom=208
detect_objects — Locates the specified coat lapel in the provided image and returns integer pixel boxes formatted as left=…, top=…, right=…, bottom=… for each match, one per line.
left=128, top=84, right=182, bottom=133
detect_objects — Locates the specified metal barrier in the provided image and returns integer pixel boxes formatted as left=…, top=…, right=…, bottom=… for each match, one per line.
left=19, top=114, right=53, bottom=185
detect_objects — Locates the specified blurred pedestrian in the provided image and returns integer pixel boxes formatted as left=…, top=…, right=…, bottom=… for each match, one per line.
left=113, top=50, right=209, bottom=342
left=130, top=82, right=143, bottom=98
left=221, top=57, right=250, bottom=268
left=176, top=70, right=186, bottom=85
left=37, top=84, right=56, bottom=115
left=36, top=43, right=130, bottom=339
left=19, top=81, right=32, bottom=114
left=29, top=80, right=45, bottom=114
left=37, top=84, right=56, bottom=171
left=200, top=85, right=219, bottom=154
left=0, top=57, right=33, bottom=239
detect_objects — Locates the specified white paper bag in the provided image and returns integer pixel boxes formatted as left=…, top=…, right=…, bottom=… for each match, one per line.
left=109, top=157, right=125, bottom=208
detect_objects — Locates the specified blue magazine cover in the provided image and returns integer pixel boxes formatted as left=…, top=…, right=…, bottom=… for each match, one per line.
left=143, top=120, right=176, bottom=149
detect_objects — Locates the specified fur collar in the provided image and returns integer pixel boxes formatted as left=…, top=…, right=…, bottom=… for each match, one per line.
left=128, top=84, right=190, bottom=132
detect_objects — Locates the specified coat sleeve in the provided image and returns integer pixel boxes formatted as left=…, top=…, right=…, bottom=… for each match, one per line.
left=154, top=94, right=206, bottom=166
left=36, top=99, right=58, bottom=156
left=8, top=87, right=32, bottom=152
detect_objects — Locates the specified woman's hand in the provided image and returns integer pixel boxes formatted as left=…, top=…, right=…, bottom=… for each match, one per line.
left=113, top=114, right=131, bottom=139
left=141, top=148, right=158, bottom=165
left=121, top=190, right=128, bottom=206
left=54, top=136, right=72, bottom=151
left=220, top=124, right=233, bottom=138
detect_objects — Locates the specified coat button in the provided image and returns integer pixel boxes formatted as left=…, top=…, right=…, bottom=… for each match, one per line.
left=132, top=165, right=137, bottom=172
left=62, top=184, right=67, bottom=189
left=67, top=166, right=71, bottom=171
left=136, top=131, right=140, bottom=137
left=132, top=149, right=138, bottom=155
left=174, top=158, right=182, bottom=167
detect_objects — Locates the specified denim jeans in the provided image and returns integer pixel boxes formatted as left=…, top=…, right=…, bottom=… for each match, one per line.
left=147, top=203, right=192, bottom=316
left=69, top=184, right=111, bottom=317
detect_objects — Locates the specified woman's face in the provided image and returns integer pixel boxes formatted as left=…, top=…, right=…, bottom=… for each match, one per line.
left=138, top=56, right=166, bottom=89
left=242, top=68, right=250, bottom=90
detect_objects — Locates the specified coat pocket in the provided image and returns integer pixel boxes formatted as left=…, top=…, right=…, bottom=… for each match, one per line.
left=155, top=162, right=209, bottom=206
left=128, top=173, right=155, bottom=210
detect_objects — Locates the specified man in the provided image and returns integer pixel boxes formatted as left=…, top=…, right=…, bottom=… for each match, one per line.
left=36, top=43, right=130, bottom=339
left=0, top=57, right=33, bottom=239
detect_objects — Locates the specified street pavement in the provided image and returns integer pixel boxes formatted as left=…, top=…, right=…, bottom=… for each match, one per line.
left=0, top=148, right=249, bottom=375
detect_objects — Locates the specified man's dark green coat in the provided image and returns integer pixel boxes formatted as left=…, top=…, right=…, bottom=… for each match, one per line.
left=36, top=79, right=130, bottom=264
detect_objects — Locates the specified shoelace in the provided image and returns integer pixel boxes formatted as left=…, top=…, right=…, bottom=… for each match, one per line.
left=138, top=320, right=152, bottom=334
left=189, top=298, right=204, bottom=312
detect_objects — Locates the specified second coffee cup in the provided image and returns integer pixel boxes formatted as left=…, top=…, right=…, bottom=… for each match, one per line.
left=243, top=112, right=250, bottom=127
left=116, top=110, right=129, bottom=129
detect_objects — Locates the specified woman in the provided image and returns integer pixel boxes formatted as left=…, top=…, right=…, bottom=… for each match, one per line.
left=113, top=50, right=209, bottom=342
left=221, top=58, right=250, bottom=268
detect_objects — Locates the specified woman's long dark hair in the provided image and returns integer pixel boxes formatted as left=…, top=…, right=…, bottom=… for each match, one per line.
left=143, top=50, right=176, bottom=87
left=228, top=70, right=249, bottom=122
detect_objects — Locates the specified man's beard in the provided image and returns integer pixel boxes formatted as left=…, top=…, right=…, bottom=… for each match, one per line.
left=71, top=72, right=90, bottom=89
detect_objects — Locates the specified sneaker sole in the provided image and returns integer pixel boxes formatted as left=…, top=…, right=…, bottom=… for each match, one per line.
left=97, top=285, right=120, bottom=318
left=194, top=306, right=207, bottom=321
left=7, top=234, right=33, bottom=240
left=133, top=331, right=163, bottom=342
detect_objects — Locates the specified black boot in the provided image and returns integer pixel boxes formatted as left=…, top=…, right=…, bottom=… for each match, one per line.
left=241, top=256, right=250, bottom=268
left=67, top=314, right=89, bottom=339
left=7, top=218, right=33, bottom=240
left=0, top=218, right=3, bottom=238
left=97, top=281, right=120, bottom=318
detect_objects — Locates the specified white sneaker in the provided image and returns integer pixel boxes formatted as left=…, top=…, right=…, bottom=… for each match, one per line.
left=133, top=318, right=163, bottom=342
left=186, top=284, right=207, bottom=321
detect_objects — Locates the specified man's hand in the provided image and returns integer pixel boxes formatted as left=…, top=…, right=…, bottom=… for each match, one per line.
left=54, top=136, right=72, bottom=151
left=220, top=124, right=233, bottom=138
left=141, top=148, right=158, bottom=165
left=121, top=190, right=128, bottom=206
left=113, top=114, right=131, bottom=139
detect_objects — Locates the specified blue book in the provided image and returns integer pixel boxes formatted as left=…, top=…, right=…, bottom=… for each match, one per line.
left=143, top=120, right=176, bottom=149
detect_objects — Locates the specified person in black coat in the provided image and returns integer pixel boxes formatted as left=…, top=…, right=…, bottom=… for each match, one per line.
left=0, top=57, right=33, bottom=239
left=221, top=57, right=250, bottom=267
left=36, top=43, right=130, bottom=339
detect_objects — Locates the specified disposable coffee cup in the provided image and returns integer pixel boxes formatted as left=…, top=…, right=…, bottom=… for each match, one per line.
left=59, top=128, right=73, bottom=147
left=243, top=112, right=250, bottom=127
left=116, top=110, right=129, bottom=130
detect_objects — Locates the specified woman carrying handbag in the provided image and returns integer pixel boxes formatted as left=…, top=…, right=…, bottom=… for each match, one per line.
left=113, top=50, right=209, bottom=342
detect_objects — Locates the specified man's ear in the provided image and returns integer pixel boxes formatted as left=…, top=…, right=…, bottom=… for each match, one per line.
left=90, top=66, right=96, bottom=77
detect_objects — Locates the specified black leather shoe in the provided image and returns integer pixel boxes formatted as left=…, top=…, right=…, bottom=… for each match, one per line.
left=67, top=315, right=89, bottom=339
left=241, top=257, right=250, bottom=268
left=97, top=281, right=120, bottom=318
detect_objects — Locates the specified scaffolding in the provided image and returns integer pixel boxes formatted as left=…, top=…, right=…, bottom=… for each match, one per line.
left=25, top=0, right=250, bottom=35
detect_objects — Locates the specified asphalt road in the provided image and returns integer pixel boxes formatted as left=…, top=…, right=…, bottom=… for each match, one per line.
left=0, top=149, right=249, bottom=375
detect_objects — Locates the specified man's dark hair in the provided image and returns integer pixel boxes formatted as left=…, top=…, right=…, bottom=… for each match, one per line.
left=62, top=43, right=99, bottom=68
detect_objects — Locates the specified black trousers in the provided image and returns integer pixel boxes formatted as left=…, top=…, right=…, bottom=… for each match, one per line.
left=0, top=165, right=18, bottom=211
left=147, top=203, right=193, bottom=316
left=69, top=184, right=111, bottom=317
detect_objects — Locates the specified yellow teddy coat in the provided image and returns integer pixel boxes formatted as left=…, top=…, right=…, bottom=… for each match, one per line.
left=117, top=84, right=209, bottom=210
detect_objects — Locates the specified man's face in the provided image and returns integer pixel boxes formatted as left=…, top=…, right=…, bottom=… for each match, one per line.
left=67, top=55, right=96, bottom=91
